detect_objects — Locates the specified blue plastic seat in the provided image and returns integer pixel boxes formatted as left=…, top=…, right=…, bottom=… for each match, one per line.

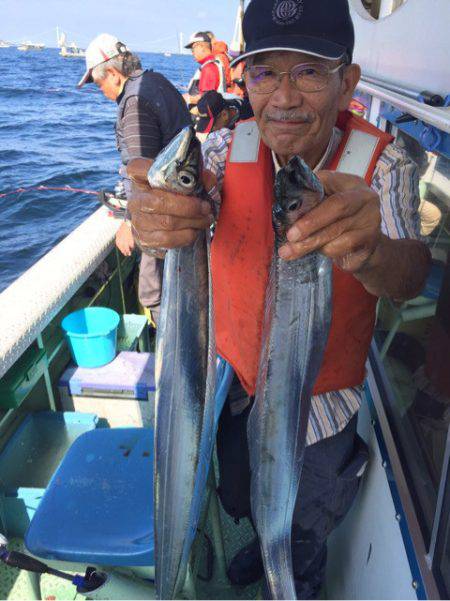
left=25, top=428, right=154, bottom=567
left=421, top=261, right=445, bottom=300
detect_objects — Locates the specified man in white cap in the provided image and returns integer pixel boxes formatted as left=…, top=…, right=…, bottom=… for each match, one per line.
left=78, top=33, right=191, bottom=325
left=127, top=0, right=430, bottom=596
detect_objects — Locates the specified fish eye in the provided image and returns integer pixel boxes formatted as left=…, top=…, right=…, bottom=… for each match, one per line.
left=178, top=171, right=195, bottom=188
left=288, top=201, right=300, bottom=212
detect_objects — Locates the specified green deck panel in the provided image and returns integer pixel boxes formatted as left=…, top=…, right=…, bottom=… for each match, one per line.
left=40, top=573, right=82, bottom=601
left=0, top=539, right=40, bottom=600
left=192, top=462, right=262, bottom=600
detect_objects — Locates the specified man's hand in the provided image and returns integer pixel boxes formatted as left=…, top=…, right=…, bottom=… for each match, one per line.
left=115, top=221, right=135, bottom=256
left=182, top=92, right=201, bottom=106
left=278, top=171, right=381, bottom=274
left=126, top=159, right=213, bottom=252
left=278, top=170, right=431, bottom=300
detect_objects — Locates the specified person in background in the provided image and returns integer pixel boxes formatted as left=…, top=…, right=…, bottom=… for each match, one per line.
left=194, top=90, right=240, bottom=137
left=184, top=31, right=226, bottom=107
left=229, top=58, right=246, bottom=98
left=204, top=31, right=232, bottom=92
left=77, top=33, right=191, bottom=325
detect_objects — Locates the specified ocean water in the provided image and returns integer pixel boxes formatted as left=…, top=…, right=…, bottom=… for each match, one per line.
left=0, top=48, right=195, bottom=292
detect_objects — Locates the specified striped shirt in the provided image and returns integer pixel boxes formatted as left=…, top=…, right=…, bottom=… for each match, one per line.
left=202, top=125, right=422, bottom=445
left=120, top=95, right=163, bottom=160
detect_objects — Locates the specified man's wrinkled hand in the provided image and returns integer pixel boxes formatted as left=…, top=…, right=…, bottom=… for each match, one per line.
left=279, top=171, right=382, bottom=273
left=115, top=221, right=135, bottom=256
left=126, top=158, right=213, bottom=252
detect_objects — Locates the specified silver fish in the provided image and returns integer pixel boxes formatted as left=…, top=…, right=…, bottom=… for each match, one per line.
left=248, top=156, right=333, bottom=599
left=148, top=126, right=216, bottom=600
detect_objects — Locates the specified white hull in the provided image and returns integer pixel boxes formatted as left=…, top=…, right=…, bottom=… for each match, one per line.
left=351, top=0, right=450, bottom=95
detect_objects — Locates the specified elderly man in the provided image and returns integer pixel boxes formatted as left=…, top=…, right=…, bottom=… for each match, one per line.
left=78, top=33, right=191, bottom=324
left=128, top=0, right=430, bottom=597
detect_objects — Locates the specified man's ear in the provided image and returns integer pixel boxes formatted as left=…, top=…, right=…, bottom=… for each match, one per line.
left=106, top=67, right=120, bottom=83
left=338, top=64, right=361, bottom=112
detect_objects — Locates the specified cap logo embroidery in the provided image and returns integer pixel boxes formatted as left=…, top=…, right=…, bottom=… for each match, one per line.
left=272, top=0, right=303, bottom=25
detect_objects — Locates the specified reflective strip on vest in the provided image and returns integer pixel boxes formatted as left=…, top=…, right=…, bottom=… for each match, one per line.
left=229, top=120, right=260, bottom=163
left=188, top=59, right=226, bottom=95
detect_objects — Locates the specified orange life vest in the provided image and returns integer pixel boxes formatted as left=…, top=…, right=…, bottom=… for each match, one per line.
left=211, top=111, right=394, bottom=397
left=212, top=40, right=232, bottom=89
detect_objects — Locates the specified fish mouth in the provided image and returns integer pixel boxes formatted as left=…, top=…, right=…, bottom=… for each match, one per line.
left=173, top=126, right=201, bottom=193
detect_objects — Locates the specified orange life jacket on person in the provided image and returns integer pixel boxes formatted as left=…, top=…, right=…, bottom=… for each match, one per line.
left=212, top=40, right=232, bottom=89
left=211, top=111, right=394, bottom=397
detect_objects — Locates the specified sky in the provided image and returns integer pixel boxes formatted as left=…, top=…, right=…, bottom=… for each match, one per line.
left=1, top=0, right=243, bottom=53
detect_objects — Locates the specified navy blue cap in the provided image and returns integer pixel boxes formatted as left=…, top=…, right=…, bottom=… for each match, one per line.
left=231, top=0, right=354, bottom=66
left=195, top=90, right=227, bottom=133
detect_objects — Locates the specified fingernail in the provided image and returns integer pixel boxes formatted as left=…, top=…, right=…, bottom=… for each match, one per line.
left=279, top=246, right=292, bottom=259
left=287, top=226, right=301, bottom=243
left=201, top=201, right=212, bottom=214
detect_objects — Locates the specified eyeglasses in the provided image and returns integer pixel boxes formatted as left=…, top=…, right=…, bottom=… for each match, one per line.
left=244, top=62, right=346, bottom=94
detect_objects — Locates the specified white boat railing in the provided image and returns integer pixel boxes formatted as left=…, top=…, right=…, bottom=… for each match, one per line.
left=0, top=207, right=120, bottom=380
left=358, top=77, right=450, bottom=134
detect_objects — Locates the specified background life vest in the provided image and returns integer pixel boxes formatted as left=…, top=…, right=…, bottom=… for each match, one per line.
left=187, top=58, right=227, bottom=96
left=211, top=112, right=394, bottom=396
left=212, top=40, right=232, bottom=90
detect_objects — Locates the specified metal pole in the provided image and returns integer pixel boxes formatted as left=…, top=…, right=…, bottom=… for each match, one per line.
left=361, top=75, right=420, bottom=100
left=356, top=80, right=450, bottom=134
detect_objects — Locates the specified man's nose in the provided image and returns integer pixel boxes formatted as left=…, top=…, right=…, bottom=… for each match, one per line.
left=271, top=72, right=304, bottom=108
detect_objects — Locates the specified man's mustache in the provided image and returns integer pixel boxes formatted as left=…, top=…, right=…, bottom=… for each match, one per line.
left=264, top=111, right=315, bottom=123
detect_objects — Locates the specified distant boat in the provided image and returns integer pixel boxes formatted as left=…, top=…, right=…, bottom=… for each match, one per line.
left=0, top=40, right=12, bottom=48
left=17, top=41, right=45, bottom=51
left=56, top=27, right=85, bottom=58
left=164, top=51, right=172, bottom=57
left=60, top=43, right=85, bottom=58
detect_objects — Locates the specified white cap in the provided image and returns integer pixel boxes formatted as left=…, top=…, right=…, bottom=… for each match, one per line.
left=77, top=33, right=129, bottom=88
left=184, top=31, right=211, bottom=49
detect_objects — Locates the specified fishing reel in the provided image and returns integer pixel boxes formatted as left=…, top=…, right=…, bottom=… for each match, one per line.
left=97, top=190, right=128, bottom=218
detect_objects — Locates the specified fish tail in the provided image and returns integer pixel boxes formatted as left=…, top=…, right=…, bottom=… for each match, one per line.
left=261, top=536, right=297, bottom=600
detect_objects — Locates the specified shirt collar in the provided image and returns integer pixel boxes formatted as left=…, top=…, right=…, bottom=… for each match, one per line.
left=116, top=69, right=145, bottom=104
left=272, top=127, right=343, bottom=174
left=199, top=54, right=215, bottom=65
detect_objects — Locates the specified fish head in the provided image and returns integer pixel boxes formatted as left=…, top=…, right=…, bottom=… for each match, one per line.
left=273, top=156, right=324, bottom=240
left=147, top=126, right=202, bottom=195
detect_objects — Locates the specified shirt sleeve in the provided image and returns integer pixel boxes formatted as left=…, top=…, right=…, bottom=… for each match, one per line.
left=201, top=129, right=232, bottom=215
left=121, top=96, right=162, bottom=160
left=371, top=143, right=422, bottom=241
left=199, top=62, right=220, bottom=93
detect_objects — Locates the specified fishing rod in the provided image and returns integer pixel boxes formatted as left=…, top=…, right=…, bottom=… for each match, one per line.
left=0, top=534, right=154, bottom=599
left=0, top=185, right=99, bottom=199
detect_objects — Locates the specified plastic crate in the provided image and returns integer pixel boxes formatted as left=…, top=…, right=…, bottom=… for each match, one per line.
left=58, top=352, right=155, bottom=428
left=117, top=314, right=150, bottom=352
left=0, top=411, right=98, bottom=537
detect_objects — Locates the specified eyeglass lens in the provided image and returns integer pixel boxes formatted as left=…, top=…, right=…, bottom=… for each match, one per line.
left=246, top=64, right=334, bottom=93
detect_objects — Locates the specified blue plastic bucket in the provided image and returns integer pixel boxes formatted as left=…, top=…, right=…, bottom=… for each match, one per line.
left=61, top=307, right=120, bottom=368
